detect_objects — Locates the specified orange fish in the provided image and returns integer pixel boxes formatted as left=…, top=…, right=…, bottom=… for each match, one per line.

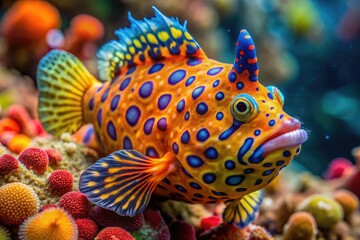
left=37, top=7, right=307, bottom=227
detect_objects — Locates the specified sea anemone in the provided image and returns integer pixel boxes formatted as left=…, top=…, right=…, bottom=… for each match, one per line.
left=47, top=169, right=73, bottom=196
left=95, top=227, right=134, bottom=240
left=283, top=212, right=317, bottom=240
left=45, top=148, right=62, bottom=166
left=297, top=194, right=344, bottom=229
left=0, top=225, right=11, bottom=240
left=75, top=218, right=98, bottom=240
left=18, top=207, right=78, bottom=240
left=169, top=221, right=196, bottom=240
left=7, top=134, right=31, bottom=154
left=0, top=182, right=40, bottom=225
left=0, top=153, right=18, bottom=175
left=58, top=191, right=91, bottom=219
left=18, top=147, right=49, bottom=174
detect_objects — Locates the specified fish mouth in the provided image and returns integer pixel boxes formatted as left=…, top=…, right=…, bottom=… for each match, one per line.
left=261, top=129, right=308, bottom=155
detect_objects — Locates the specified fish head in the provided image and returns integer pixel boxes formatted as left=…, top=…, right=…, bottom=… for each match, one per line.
left=176, top=30, right=307, bottom=197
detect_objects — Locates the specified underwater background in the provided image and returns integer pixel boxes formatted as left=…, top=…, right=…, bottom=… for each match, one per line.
left=1, top=0, right=359, bottom=175
left=0, top=1, right=360, bottom=240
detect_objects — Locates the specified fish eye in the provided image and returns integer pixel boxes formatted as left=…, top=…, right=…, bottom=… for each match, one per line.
left=267, top=86, right=285, bottom=107
left=230, top=94, right=259, bottom=122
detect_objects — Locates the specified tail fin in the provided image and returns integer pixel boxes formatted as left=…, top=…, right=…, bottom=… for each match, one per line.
left=37, top=50, right=98, bottom=136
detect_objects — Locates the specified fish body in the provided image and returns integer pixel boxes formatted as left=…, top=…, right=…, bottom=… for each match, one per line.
left=37, top=7, right=308, bottom=227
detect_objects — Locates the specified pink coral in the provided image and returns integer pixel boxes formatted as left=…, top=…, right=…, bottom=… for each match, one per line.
left=323, top=157, right=355, bottom=179
left=45, top=148, right=62, bottom=166
left=0, top=153, right=18, bottom=175
left=6, top=105, right=37, bottom=137
left=18, top=147, right=48, bottom=174
left=48, top=169, right=73, bottom=196
left=96, top=227, right=134, bottom=240
left=58, top=191, right=91, bottom=219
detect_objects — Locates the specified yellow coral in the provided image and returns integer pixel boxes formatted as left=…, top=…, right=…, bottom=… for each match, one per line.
left=0, top=182, right=40, bottom=225
left=18, top=208, right=78, bottom=240
left=0, top=225, right=11, bottom=240
left=7, top=134, right=31, bottom=154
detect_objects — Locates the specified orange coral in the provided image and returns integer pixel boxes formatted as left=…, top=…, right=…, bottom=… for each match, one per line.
left=0, top=182, right=40, bottom=225
left=0, top=0, right=61, bottom=49
left=18, top=207, right=78, bottom=240
left=0, top=118, right=20, bottom=134
left=7, top=134, right=31, bottom=154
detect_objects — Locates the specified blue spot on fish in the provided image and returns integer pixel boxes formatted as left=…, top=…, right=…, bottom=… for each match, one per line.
left=216, top=112, right=224, bottom=121
left=110, top=95, right=121, bottom=111
left=168, top=69, right=186, bottom=85
left=225, top=160, right=235, bottom=170
left=101, top=89, right=109, bottom=102
left=139, top=81, right=153, bottom=98
left=192, top=86, right=205, bottom=100
left=203, top=173, right=216, bottom=184
left=126, top=106, right=141, bottom=126
left=219, top=119, right=242, bottom=140
left=237, top=138, right=254, bottom=165
left=177, top=99, right=185, bottom=113
left=158, top=94, right=172, bottom=110
left=189, top=182, right=202, bottom=189
left=185, top=76, right=195, bottom=87
left=148, top=63, right=164, bottom=74
left=204, top=147, right=218, bottom=159
left=213, top=80, right=220, bottom=87
left=181, top=131, right=190, bottom=144
left=107, top=121, right=117, bottom=140
left=196, top=102, right=208, bottom=115
left=196, top=128, right=210, bottom=142
left=120, top=77, right=131, bottom=90
left=143, top=118, right=155, bottom=135
left=228, top=72, right=237, bottom=82
left=123, top=136, right=132, bottom=149
left=187, top=155, right=204, bottom=168
left=207, top=67, right=223, bottom=76
left=187, top=58, right=202, bottom=66
left=226, top=175, right=245, bottom=186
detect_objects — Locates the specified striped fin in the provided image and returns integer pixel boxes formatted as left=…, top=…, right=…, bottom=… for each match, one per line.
left=79, top=150, right=177, bottom=217
left=231, top=29, right=259, bottom=82
left=37, top=50, right=98, bottom=136
left=97, top=6, right=207, bottom=81
left=223, top=190, right=264, bottom=228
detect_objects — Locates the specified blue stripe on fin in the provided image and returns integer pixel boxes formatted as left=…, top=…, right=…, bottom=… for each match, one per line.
left=97, top=7, right=207, bottom=82
left=78, top=149, right=176, bottom=217
left=222, top=190, right=264, bottom=228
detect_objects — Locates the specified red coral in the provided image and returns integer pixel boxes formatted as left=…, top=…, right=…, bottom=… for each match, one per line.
left=45, top=148, right=62, bottom=166
left=18, top=147, right=48, bottom=174
left=170, top=221, right=195, bottom=240
left=200, top=216, right=222, bottom=230
left=143, top=208, right=163, bottom=229
left=76, top=218, right=99, bottom=240
left=89, top=206, right=143, bottom=231
left=96, top=227, right=134, bottom=240
left=0, top=153, right=18, bottom=175
left=58, top=191, right=91, bottom=219
left=323, top=157, right=355, bottom=179
left=6, top=105, right=36, bottom=137
left=0, top=118, right=20, bottom=134
left=48, top=169, right=73, bottom=196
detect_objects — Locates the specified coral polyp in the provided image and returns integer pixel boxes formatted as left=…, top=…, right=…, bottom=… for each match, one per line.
left=18, top=147, right=49, bottom=175
left=0, top=153, right=18, bottom=175
left=18, top=207, right=78, bottom=240
left=47, top=169, right=73, bottom=196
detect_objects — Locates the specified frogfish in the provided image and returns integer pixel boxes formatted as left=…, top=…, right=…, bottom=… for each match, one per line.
left=37, top=7, right=308, bottom=227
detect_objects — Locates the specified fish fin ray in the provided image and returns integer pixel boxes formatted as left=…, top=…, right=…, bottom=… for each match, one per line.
left=79, top=150, right=176, bottom=216
left=97, top=6, right=207, bottom=81
left=223, top=190, right=264, bottom=228
left=37, top=50, right=99, bottom=136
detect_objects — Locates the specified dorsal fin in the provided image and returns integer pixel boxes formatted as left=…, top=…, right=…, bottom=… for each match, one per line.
left=97, top=7, right=207, bottom=81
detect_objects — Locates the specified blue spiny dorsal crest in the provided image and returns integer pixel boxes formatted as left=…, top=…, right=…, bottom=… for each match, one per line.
left=97, top=6, right=207, bottom=82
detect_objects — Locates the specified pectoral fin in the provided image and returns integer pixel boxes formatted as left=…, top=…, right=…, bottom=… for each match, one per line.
left=223, top=190, right=264, bottom=228
left=79, top=150, right=177, bottom=216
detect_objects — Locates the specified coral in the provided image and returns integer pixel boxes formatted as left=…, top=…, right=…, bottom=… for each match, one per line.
left=47, top=169, right=73, bottom=196
left=333, top=190, right=359, bottom=219
left=7, top=134, right=31, bottom=154
left=0, top=118, right=20, bottom=133
left=0, top=182, right=40, bottom=225
left=40, top=204, right=59, bottom=212
left=0, top=153, right=18, bottom=175
left=89, top=206, right=143, bottom=231
left=323, top=157, right=355, bottom=179
left=200, top=216, right=222, bottom=230
left=297, top=194, right=344, bottom=229
left=18, top=207, right=78, bottom=240
left=198, top=223, right=247, bottom=240
left=0, top=225, right=11, bottom=240
left=345, top=169, right=360, bottom=199
left=58, top=191, right=91, bottom=219
left=283, top=212, right=317, bottom=240
left=0, top=131, right=16, bottom=146
left=5, top=105, right=37, bottom=137
left=169, top=221, right=196, bottom=240
left=18, top=147, right=48, bottom=174
left=45, top=148, right=62, bottom=166
left=247, top=225, right=273, bottom=240
left=132, top=208, right=170, bottom=240
left=75, top=218, right=98, bottom=240
left=96, top=227, right=134, bottom=240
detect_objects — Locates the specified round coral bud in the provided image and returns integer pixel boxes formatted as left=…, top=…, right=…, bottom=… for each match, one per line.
left=0, top=182, right=40, bottom=225
left=44, top=148, right=62, bottom=166
left=283, top=212, right=317, bottom=240
left=297, top=194, right=343, bottom=229
left=143, top=208, right=164, bottom=228
left=96, top=227, right=134, bottom=240
left=18, top=147, right=49, bottom=174
left=333, top=190, right=359, bottom=219
left=58, top=191, right=91, bottom=219
left=75, top=218, right=99, bottom=240
left=0, top=153, right=18, bottom=175
left=19, top=207, right=78, bottom=240
left=48, top=169, right=73, bottom=196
